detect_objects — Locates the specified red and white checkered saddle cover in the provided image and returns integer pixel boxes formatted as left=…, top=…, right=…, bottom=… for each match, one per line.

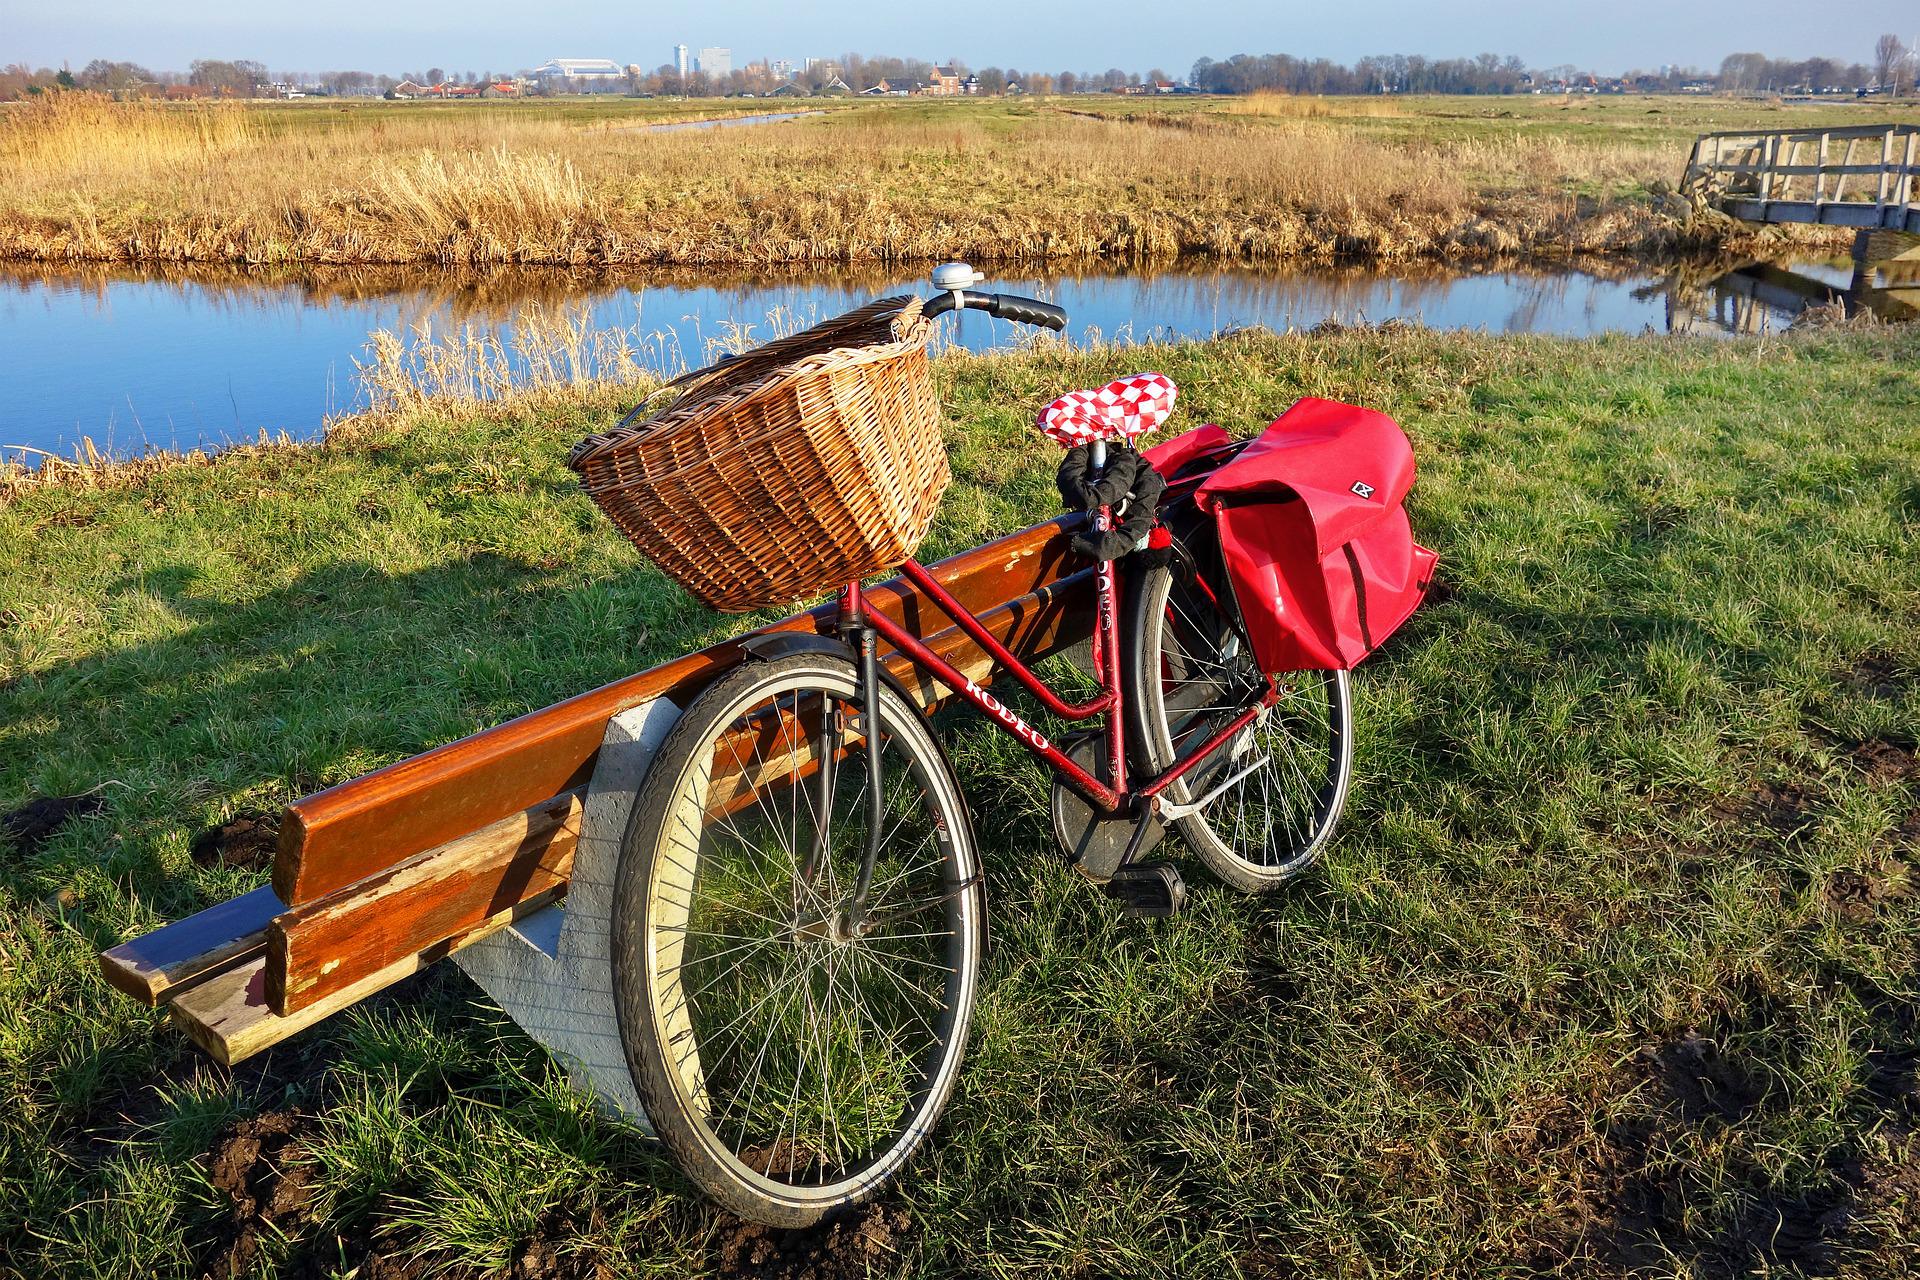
left=1036, top=372, right=1178, bottom=448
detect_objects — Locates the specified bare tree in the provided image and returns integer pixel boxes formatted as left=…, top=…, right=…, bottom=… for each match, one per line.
left=1875, top=33, right=1906, bottom=93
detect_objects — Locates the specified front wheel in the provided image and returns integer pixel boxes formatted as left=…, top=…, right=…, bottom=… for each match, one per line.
left=1127, top=545, right=1354, bottom=892
left=610, top=651, right=985, bottom=1227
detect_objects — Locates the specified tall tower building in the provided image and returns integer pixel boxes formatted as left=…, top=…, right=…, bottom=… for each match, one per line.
left=674, top=44, right=688, bottom=79
left=696, top=47, right=731, bottom=78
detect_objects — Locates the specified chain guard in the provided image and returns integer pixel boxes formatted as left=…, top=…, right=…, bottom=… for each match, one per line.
left=1048, top=731, right=1163, bottom=882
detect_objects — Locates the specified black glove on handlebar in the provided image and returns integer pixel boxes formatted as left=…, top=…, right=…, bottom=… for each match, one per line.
left=1057, top=443, right=1167, bottom=562
left=1056, top=444, right=1138, bottom=512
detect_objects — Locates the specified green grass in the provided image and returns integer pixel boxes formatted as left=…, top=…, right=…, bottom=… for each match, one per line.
left=2, top=326, right=1918, bottom=1277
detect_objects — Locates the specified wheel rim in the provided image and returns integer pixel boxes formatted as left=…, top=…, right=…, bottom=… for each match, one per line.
left=642, top=672, right=976, bottom=1201
left=1152, top=573, right=1346, bottom=873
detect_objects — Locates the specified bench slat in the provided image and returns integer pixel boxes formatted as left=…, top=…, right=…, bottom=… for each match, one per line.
left=98, top=884, right=285, bottom=1005
left=170, top=892, right=559, bottom=1066
left=268, top=790, right=583, bottom=1015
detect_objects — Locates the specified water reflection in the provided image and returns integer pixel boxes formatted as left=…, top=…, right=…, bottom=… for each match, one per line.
left=0, top=256, right=1909, bottom=462
left=1663, top=258, right=1918, bottom=335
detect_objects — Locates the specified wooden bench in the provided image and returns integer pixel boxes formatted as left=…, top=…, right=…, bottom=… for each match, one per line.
left=99, top=514, right=1094, bottom=1065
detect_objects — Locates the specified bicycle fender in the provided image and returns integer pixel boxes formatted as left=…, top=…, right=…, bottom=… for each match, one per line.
left=738, top=631, right=856, bottom=665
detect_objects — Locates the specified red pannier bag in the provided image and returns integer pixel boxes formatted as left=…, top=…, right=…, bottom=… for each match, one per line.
left=1194, top=397, right=1438, bottom=673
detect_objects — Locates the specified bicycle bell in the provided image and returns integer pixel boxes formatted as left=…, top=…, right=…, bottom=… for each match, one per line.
left=931, top=261, right=986, bottom=311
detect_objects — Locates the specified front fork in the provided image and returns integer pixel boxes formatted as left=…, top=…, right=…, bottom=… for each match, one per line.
left=793, top=614, right=885, bottom=932
left=845, top=626, right=886, bottom=927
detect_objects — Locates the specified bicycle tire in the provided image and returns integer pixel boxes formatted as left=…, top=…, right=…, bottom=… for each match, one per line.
left=610, top=651, right=984, bottom=1226
left=1126, top=537, right=1354, bottom=892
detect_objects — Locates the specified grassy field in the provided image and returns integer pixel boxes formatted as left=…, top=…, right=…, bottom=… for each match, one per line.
left=5, top=92, right=1911, bottom=269
left=2, top=324, right=1919, bottom=1277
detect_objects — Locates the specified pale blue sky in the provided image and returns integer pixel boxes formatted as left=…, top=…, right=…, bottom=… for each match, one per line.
left=6, top=0, right=1915, bottom=77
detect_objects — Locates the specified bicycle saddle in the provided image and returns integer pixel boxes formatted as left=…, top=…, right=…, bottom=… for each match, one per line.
left=1036, top=372, right=1178, bottom=448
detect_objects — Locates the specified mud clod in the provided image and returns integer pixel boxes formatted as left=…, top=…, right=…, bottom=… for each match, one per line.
left=0, top=793, right=106, bottom=859
left=203, top=1111, right=311, bottom=1276
left=1825, top=866, right=1905, bottom=922
left=1715, top=780, right=1819, bottom=841
left=1848, top=737, right=1918, bottom=785
left=191, top=811, right=279, bottom=871
left=715, top=1202, right=912, bottom=1279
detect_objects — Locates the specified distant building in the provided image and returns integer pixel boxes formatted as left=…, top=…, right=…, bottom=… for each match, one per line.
left=533, top=58, right=623, bottom=81
left=804, top=57, right=829, bottom=74
left=928, top=65, right=962, bottom=96
left=769, top=58, right=794, bottom=80
left=696, top=47, right=732, bottom=77
left=389, top=80, right=431, bottom=99
left=674, top=44, right=689, bottom=79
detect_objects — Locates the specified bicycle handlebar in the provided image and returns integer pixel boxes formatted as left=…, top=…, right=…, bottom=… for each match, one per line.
left=922, top=290, right=1068, bottom=331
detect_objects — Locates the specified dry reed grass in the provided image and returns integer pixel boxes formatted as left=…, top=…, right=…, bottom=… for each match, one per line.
left=0, top=93, right=258, bottom=184
left=0, top=95, right=1738, bottom=267
left=1221, top=92, right=1408, bottom=119
left=351, top=303, right=664, bottom=416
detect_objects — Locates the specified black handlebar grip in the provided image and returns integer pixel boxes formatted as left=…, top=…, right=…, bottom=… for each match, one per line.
left=982, top=292, right=1068, bottom=331
left=922, top=289, right=1068, bottom=329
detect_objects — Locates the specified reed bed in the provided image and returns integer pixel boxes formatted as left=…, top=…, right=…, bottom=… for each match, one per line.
left=350, top=303, right=665, bottom=418
left=0, top=94, right=1773, bottom=268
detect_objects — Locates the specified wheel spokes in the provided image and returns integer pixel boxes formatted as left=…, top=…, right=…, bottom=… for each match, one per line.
left=653, top=682, right=965, bottom=1187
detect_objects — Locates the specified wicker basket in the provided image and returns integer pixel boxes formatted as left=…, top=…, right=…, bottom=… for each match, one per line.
left=568, top=296, right=949, bottom=612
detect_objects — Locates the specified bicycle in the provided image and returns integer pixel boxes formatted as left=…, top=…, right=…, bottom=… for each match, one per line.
left=594, top=267, right=1416, bottom=1226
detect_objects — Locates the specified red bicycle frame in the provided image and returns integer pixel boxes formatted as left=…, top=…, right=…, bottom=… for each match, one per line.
left=837, top=506, right=1276, bottom=818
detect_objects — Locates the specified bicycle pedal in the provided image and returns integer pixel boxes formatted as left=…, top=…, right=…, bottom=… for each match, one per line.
left=1100, top=861, right=1186, bottom=918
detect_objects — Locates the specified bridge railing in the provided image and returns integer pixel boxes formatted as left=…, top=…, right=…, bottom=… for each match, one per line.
left=1682, top=123, right=1919, bottom=233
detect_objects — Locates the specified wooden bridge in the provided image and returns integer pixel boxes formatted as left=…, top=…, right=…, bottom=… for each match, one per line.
left=1682, top=123, right=1920, bottom=240
left=1678, top=123, right=1920, bottom=329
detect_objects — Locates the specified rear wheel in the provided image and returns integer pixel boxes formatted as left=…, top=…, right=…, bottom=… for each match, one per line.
left=611, top=652, right=984, bottom=1226
left=1127, top=546, right=1353, bottom=892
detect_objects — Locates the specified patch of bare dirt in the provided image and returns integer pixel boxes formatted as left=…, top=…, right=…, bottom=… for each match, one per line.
left=197, top=1109, right=451, bottom=1280
left=1713, top=779, right=1820, bottom=841
left=191, top=811, right=279, bottom=871
left=1536, top=981, right=1920, bottom=1278
left=715, top=1202, right=912, bottom=1280
left=498, top=1218, right=616, bottom=1280
left=1898, top=807, right=1920, bottom=860
left=1643, top=1031, right=1764, bottom=1124
left=1845, top=651, right=1908, bottom=700
left=1825, top=863, right=1909, bottom=923
left=0, top=793, right=105, bottom=859
left=202, top=1111, right=318, bottom=1278
left=1847, top=737, right=1919, bottom=785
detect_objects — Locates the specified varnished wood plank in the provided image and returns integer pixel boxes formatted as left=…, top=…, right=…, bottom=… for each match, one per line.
left=98, top=885, right=285, bottom=1006
left=269, top=790, right=584, bottom=1015
left=259, top=561, right=1090, bottom=1012
left=171, top=892, right=559, bottom=1067
left=275, top=515, right=1087, bottom=906
left=262, top=565, right=1087, bottom=993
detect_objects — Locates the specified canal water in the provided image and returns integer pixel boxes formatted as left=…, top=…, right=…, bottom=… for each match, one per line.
left=0, top=256, right=1904, bottom=463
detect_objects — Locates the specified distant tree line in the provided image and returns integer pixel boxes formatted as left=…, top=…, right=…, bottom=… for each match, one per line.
left=1718, top=51, right=1874, bottom=93
left=1191, top=52, right=1531, bottom=95
left=2, top=35, right=1914, bottom=103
